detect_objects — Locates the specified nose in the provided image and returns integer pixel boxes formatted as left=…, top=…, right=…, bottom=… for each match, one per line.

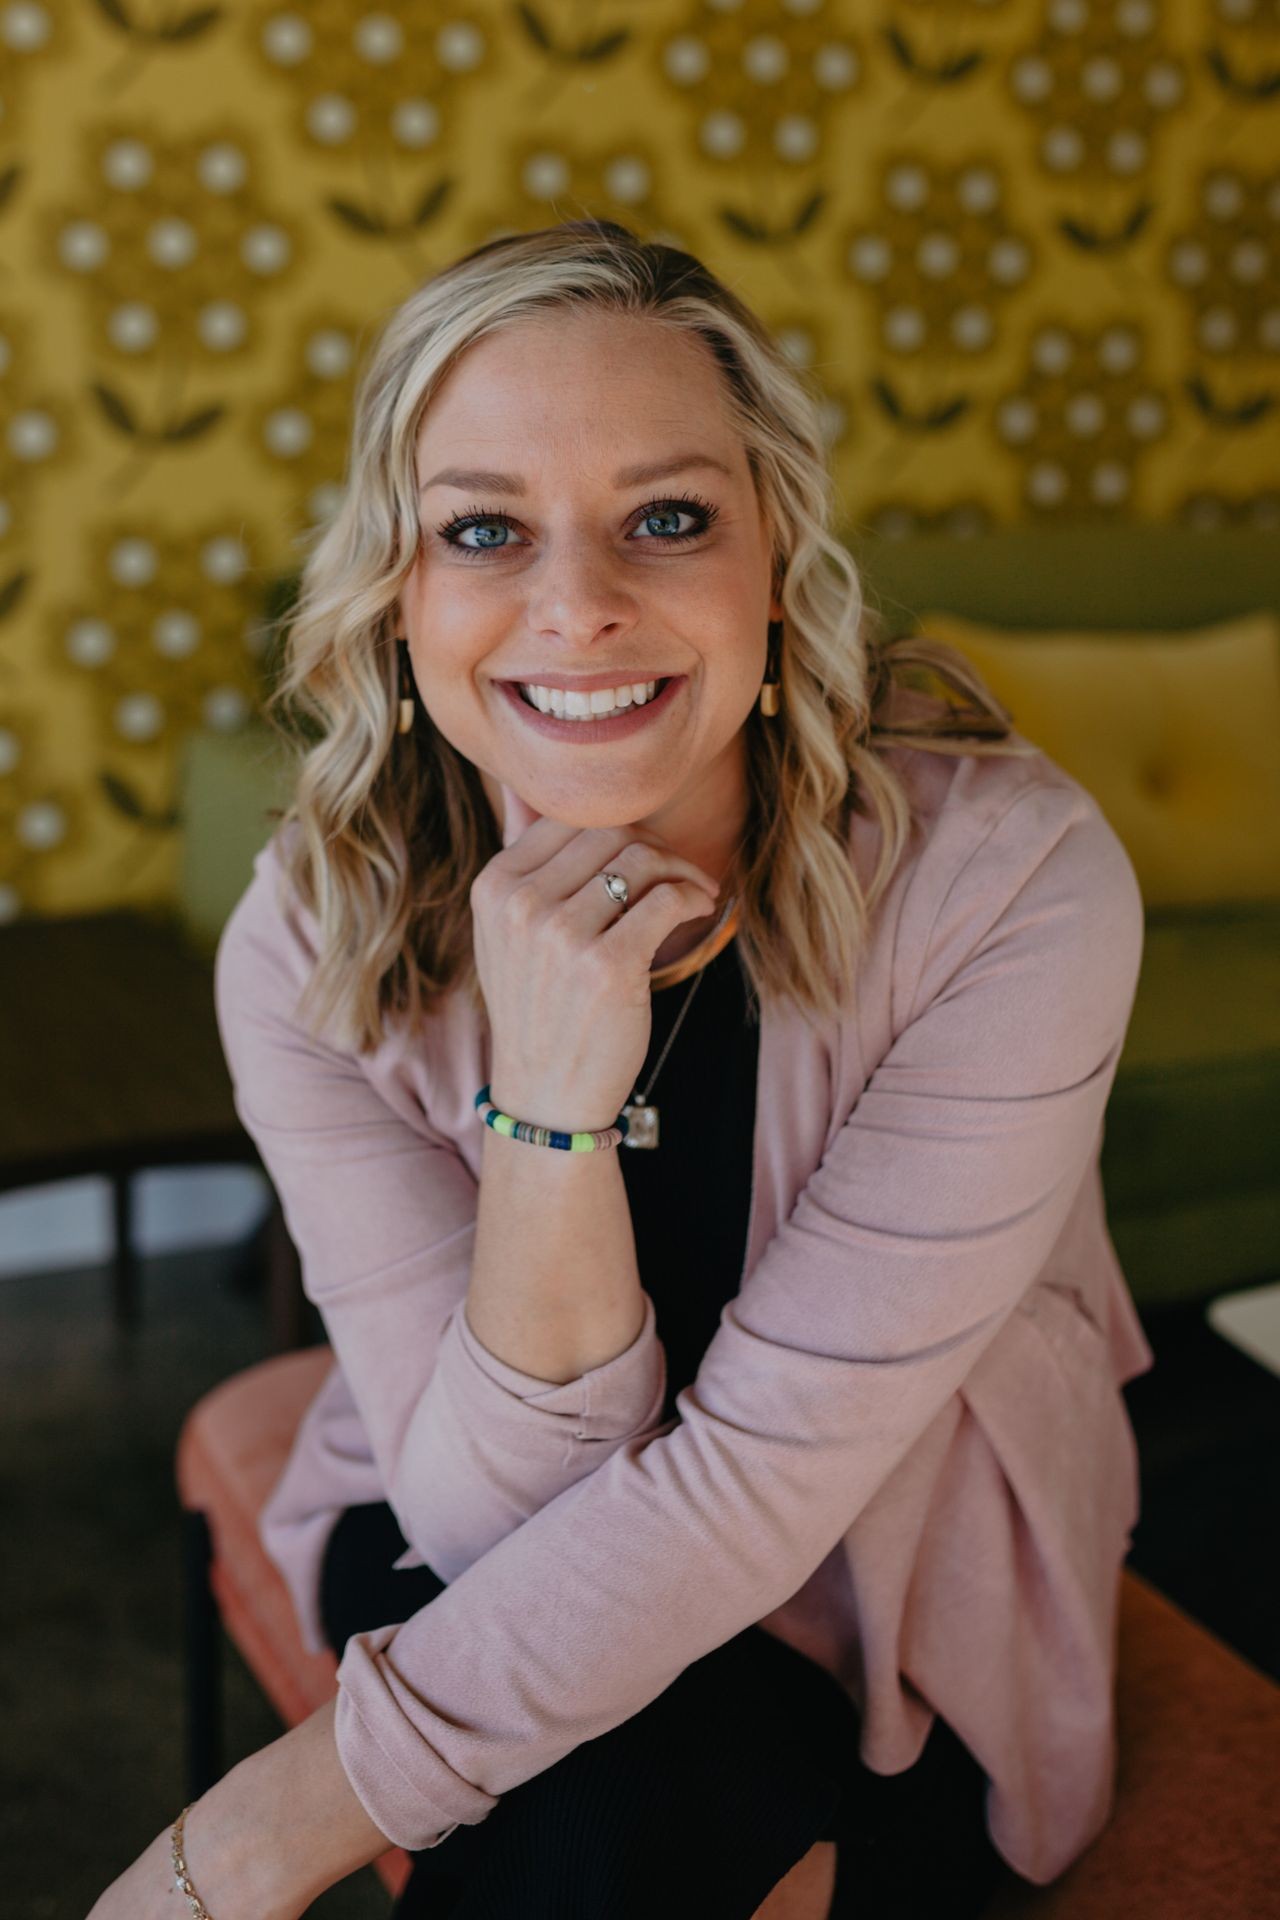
left=523, top=535, right=640, bottom=649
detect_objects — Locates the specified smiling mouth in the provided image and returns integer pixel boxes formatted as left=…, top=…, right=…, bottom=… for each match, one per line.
left=497, top=673, right=684, bottom=738
left=513, top=677, right=674, bottom=717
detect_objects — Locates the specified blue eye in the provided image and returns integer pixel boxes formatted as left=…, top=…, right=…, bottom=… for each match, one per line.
left=433, top=492, right=720, bottom=560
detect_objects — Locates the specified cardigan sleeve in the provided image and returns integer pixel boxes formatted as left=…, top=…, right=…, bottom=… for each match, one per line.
left=212, top=842, right=668, bottom=1590
left=324, top=780, right=1147, bottom=1851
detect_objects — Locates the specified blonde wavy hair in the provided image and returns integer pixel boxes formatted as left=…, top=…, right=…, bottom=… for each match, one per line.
left=261, top=217, right=1037, bottom=1055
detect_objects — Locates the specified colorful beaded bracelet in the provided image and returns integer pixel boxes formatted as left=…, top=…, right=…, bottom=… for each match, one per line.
left=475, top=1083, right=629, bottom=1151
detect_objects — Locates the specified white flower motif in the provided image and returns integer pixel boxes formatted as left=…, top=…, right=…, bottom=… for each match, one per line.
left=3, top=3, right=52, bottom=52
left=307, top=95, right=358, bottom=144
left=1198, top=307, right=1238, bottom=352
left=203, top=687, right=250, bottom=732
left=1031, top=327, right=1074, bottom=375
left=66, top=618, right=117, bottom=667
left=147, top=218, right=199, bottom=269
left=264, top=407, right=314, bottom=457
left=201, top=536, right=250, bottom=584
left=7, top=409, right=58, bottom=460
left=1010, top=55, right=1053, bottom=104
left=354, top=12, right=404, bottom=63
left=1042, top=126, right=1085, bottom=173
left=604, top=156, right=651, bottom=204
left=1126, top=394, right=1167, bottom=438
left=996, top=397, right=1039, bottom=445
left=392, top=99, right=439, bottom=147
left=1098, top=325, right=1140, bottom=373
left=58, top=221, right=110, bottom=272
left=885, top=162, right=928, bottom=212
left=198, top=143, right=250, bottom=194
left=17, top=799, right=66, bottom=850
left=1203, top=171, right=1244, bottom=220
left=109, top=538, right=159, bottom=587
left=437, top=21, right=484, bottom=71
left=305, top=328, right=353, bottom=378
left=1027, top=461, right=1069, bottom=506
left=951, top=305, right=994, bottom=352
left=957, top=166, right=1000, bottom=215
left=198, top=302, right=249, bottom=352
left=847, top=233, right=891, bottom=282
left=1107, top=130, right=1147, bottom=176
left=1168, top=238, right=1209, bottom=286
left=103, top=139, right=154, bottom=190
left=108, top=303, right=159, bottom=353
left=743, top=35, right=788, bottom=85
left=988, top=237, right=1031, bottom=286
left=699, top=111, right=746, bottom=158
left=917, top=230, right=960, bottom=279
left=262, top=13, right=313, bottom=65
left=1065, top=391, right=1106, bottom=437
left=1090, top=461, right=1130, bottom=505
left=152, top=610, right=200, bottom=658
left=813, top=44, right=857, bottom=90
left=241, top=224, right=291, bottom=275
left=114, top=693, right=165, bottom=743
left=774, top=114, right=817, bottom=163
left=1144, top=61, right=1185, bottom=109
left=883, top=305, right=926, bottom=352
left=663, top=36, right=709, bottom=85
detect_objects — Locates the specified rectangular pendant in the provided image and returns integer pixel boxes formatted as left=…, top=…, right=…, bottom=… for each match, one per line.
left=621, top=1101, right=659, bottom=1149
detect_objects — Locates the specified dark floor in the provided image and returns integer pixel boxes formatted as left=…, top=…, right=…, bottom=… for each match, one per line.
left=0, top=1242, right=1276, bottom=1919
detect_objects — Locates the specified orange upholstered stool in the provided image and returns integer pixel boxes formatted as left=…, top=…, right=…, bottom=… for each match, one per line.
left=176, top=1348, right=1280, bottom=1919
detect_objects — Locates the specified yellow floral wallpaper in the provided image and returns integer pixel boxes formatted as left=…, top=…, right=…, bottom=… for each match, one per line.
left=1, top=0, right=1276, bottom=918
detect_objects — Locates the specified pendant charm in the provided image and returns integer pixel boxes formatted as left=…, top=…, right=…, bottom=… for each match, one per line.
left=621, top=1098, right=659, bottom=1149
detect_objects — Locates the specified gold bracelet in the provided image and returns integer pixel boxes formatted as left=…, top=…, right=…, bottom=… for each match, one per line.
left=170, top=1804, right=216, bottom=1919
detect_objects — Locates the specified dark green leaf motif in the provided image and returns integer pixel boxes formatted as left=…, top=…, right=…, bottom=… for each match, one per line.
left=99, top=770, right=181, bottom=830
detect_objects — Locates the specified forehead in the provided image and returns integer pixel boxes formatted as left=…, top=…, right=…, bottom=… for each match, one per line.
left=415, top=310, right=743, bottom=476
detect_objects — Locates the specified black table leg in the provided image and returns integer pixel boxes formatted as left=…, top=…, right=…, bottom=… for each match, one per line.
left=111, top=1168, right=139, bottom=1329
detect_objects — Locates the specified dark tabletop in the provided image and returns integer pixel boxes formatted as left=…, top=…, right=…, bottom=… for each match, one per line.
left=0, top=909, right=253, bottom=1187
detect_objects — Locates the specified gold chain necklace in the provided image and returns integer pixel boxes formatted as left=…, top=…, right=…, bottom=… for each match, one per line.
left=622, top=896, right=740, bottom=1149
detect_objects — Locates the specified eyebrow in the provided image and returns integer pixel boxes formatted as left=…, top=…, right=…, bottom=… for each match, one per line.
left=418, top=452, right=735, bottom=496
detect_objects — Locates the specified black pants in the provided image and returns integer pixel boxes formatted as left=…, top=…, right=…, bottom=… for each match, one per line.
left=320, top=1502, right=1012, bottom=1919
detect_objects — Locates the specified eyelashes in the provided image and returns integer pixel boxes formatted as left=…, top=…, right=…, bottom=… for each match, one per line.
left=432, top=491, right=721, bottom=561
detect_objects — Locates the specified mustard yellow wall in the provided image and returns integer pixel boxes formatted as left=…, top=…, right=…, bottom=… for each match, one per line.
left=2, top=0, right=1276, bottom=918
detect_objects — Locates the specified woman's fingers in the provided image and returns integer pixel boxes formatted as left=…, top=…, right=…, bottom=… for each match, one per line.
left=496, top=780, right=546, bottom=851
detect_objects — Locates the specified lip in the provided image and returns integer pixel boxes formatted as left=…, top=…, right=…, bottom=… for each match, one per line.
left=497, top=675, right=684, bottom=742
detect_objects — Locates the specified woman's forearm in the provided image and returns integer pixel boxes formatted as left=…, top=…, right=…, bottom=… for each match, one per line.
left=466, top=1119, right=646, bottom=1385
left=179, top=1696, right=391, bottom=1917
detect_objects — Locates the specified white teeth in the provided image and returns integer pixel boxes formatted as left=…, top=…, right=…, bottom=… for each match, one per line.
left=519, top=679, right=661, bottom=720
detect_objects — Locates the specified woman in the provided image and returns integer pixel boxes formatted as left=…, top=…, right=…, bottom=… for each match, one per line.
left=91, top=218, right=1153, bottom=1919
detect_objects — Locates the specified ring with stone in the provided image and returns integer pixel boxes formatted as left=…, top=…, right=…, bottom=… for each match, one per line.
left=600, top=870, right=629, bottom=909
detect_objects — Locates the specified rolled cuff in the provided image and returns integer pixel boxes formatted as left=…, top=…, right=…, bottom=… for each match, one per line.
left=336, top=1623, right=501, bottom=1851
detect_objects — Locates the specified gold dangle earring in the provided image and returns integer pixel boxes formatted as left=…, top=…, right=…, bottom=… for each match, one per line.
left=759, top=619, right=782, bottom=718
left=395, top=637, right=415, bottom=735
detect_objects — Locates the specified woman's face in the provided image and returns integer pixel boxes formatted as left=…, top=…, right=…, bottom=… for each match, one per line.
left=397, top=308, right=784, bottom=847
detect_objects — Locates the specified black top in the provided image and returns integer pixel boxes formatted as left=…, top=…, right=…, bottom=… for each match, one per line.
left=617, top=936, right=759, bottom=1428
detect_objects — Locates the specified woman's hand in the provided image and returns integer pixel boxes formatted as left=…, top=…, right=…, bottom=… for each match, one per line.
left=471, top=813, right=720, bottom=1135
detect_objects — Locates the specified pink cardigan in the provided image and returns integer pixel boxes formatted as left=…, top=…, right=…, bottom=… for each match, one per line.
left=213, top=682, right=1154, bottom=1886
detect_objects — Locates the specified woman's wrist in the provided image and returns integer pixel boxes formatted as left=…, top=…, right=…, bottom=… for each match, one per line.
left=180, top=1697, right=391, bottom=1918
left=177, top=1775, right=296, bottom=1920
